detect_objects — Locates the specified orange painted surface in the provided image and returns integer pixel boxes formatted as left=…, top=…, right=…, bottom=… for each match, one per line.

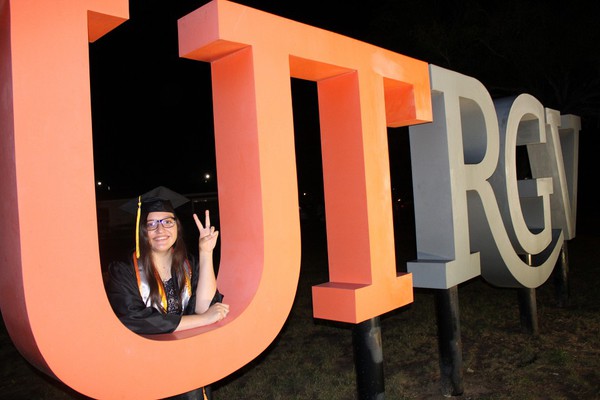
left=180, top=0, right=430, bottom=323
left=0, top=1, right=430, bottom=398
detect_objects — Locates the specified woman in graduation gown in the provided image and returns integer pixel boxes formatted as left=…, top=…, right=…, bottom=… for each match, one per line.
left=106, top=189, right=229, bottom=399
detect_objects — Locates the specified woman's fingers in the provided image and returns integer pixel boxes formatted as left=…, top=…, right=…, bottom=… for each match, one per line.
left=194, top=210, right=215, bottom=236
left=204, top=210, right=211, bottom=230
left=212, top=303, right=229, bottom=321
left=193, top=213, right=204, bottom=230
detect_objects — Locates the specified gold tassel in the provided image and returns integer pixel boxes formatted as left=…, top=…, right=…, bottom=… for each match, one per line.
left=203, top=387, right=208, bottom=400
left=135, top=195, right=141, bottom=259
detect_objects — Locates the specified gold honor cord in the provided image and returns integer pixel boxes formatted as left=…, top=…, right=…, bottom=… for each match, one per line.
left=135, top=196, right=142, bottom=259
left=132, top=254, right=192, bottom=313
left=132, top=254, right=167, bottom=311
left=184, top=259, right=192, bottom=297
left=152, top=268, right=168, bottom=311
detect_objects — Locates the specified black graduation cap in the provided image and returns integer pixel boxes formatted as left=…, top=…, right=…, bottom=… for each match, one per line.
left=120, top=186, right=190, bottom=215
left=120, top=186, right=190, bottom=258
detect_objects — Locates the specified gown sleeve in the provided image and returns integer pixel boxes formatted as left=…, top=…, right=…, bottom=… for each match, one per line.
left=106, top=261, right=182, bottom=334
left=182, top=256, right=223, bottom=314
left=183, top=256, right=199, bottom=315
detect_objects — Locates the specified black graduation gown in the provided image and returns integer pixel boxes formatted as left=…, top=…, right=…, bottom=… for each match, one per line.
left=106, top=256, right=220, bottom=399
left=105, top=256, right=199, bottom=334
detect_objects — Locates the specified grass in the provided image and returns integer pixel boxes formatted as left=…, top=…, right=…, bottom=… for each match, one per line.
left=212, top=224, right=600, bottom=400
left=1, top=220, right=599, bottom=399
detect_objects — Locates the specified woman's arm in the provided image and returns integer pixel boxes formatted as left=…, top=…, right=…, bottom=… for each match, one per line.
left=192, top=210, right=219, bottom=313
left=175, top=302, right=229, bottom=331
left=178, top=210, right=230, bottom=333
left=106, top=259, right=228, bottom=334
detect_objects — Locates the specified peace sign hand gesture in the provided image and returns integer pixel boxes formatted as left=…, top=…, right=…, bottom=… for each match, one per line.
left=194, top=210, right=219, bottom=254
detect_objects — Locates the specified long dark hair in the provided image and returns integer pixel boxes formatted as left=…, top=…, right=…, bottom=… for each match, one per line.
left=138, top=212, right=189, bottom=313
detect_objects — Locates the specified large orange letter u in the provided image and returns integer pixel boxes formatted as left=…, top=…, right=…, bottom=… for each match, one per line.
left=0, top=1, right=431, bottom=398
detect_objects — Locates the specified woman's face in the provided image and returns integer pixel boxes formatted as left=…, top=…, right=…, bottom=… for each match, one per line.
left=146, top=211, right=178, bottom=254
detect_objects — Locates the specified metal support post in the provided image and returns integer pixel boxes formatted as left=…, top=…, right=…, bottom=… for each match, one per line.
left=434, top=287, right=464, bottom=396
left=553, top=241, right=570, bottom=307
left=517, top=287, right=539, bottom=335
left=518, top=253, right=539, bottom=335
left=353, top=316, right=385, bottom=400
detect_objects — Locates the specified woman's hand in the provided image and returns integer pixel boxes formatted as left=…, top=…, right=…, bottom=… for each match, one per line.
left=194, top=210, right=219, bottom=254
left=203, top=302, right=230, bottom=324
left=177, top=301, right=230, bottom=331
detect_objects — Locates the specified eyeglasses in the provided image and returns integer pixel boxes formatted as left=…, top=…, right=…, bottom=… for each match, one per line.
left=146, top=217, right=177, bottom=231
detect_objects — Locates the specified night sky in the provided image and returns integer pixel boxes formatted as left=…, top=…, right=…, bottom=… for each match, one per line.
left=89, top=0, right=600, bottom=234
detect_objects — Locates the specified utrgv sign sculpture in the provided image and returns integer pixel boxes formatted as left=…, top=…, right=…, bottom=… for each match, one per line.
left=0, top=1, right=579, bottom=399
left=408, top=66, right=579, bottom=289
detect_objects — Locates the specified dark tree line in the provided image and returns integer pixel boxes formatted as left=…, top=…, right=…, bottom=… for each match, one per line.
left=92, top=0, right=599, bottom=232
